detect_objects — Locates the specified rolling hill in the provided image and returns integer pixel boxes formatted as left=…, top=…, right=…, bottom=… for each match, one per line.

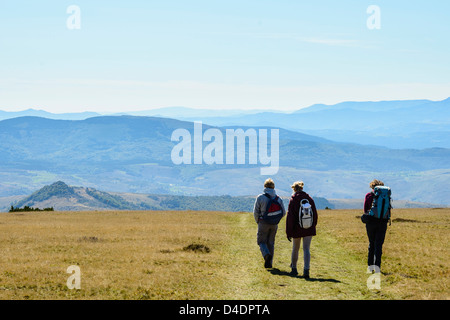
left=7, top=181, right=333, bottom=212
left=0, top=115, right=449, bottom=205
left=1, top=115, right=448, bottom=172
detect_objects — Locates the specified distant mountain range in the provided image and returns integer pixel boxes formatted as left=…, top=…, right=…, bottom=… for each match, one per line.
left=0, top=113, right=449, bottom=206
left=175, top=98, right=450, bottom=149
left=0, top=107, right=277, bottom=122
left=0, top=115, right=448, bottom=173
left=2, top=97, right=448, bottom=149
left=0, top=109, right=101, bottom=121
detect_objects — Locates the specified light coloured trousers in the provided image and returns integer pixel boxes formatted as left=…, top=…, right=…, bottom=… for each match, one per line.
left=290, top=236, right=312, bottom=270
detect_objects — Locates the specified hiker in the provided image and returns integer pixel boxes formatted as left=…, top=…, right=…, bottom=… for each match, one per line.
left=286, top=181, right=318, bottom=278
left=253, top=178, right=286, bottom=269
left=363, top=179, right=391, bottom=272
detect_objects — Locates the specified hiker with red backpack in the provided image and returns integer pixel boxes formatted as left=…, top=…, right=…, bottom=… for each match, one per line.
left=361, top=179, right=392, bottom=273
left=286, top=181, right=318, bottom=278
left=253, top=178, right=286, bottom=269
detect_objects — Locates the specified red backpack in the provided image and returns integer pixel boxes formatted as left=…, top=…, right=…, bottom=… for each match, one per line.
left=262, top=194, right=284, bottom=225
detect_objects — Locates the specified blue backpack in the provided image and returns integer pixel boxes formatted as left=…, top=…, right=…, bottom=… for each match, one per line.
left=369, top=186, right=392, bottom=220
left=262, top=194, right=284, bottom=225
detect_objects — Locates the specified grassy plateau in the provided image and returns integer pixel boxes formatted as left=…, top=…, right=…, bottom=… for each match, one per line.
left=0, top=208, right=448, bottom=300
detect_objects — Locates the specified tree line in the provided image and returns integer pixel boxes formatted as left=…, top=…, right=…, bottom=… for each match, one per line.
left=9, top=206, right=54, bottom=212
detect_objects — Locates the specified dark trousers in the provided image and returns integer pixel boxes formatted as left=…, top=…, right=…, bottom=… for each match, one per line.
left=365, top=220, right=388, bottom=268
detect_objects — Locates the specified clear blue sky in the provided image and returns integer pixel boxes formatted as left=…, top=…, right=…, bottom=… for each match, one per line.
left=0, top=0, right=449, bottom=113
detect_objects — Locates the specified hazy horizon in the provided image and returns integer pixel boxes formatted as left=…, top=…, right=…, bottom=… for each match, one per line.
left=1, top=96, right=449, bottom=115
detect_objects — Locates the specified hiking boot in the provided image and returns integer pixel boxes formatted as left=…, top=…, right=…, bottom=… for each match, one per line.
left=264, top=254, right=272, bottom=268
left=303, top=269, right=310, bottom=279
left=289, top=268, right=298, bottom=276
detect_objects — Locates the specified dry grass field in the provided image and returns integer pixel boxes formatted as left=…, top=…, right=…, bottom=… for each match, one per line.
left=0, top=208, right=448, bottom=300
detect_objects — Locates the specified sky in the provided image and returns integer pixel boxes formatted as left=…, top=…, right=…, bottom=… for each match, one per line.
left=0, top=0, right=449, bottom=113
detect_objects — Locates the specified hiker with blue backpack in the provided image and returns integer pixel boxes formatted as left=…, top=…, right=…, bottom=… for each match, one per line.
left=286, top=181, right=318, bottom=279
left=253, top=178, right=286, bottom=269
left=361, top=179, right=392, bottom=273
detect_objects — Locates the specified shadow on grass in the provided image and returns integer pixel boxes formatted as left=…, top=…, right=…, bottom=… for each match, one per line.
left=269, top=268, right=341, bottom=283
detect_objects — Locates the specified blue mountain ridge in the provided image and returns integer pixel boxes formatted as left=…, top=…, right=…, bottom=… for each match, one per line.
left=0, top=114, right=449, bottom=205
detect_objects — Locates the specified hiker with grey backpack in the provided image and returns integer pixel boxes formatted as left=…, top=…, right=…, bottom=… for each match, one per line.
left=361, top=179, right=392, bottom=273
left=253, top=178, right=286, bottom=269
left=286, top=181, right=318, bottom=278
